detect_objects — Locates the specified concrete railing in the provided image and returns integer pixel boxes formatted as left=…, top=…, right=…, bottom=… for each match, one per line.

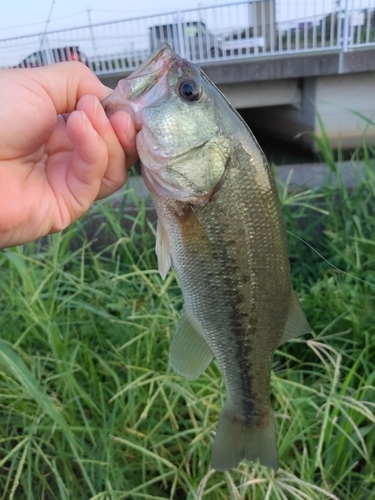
left=1, top=1, right=374, bottom=74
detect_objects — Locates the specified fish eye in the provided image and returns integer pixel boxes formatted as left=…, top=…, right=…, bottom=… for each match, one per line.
left=177, top=78, right=202, bottom=101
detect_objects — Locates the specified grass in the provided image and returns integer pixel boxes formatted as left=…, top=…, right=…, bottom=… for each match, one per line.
left=0, top=145, right=374, bottom=499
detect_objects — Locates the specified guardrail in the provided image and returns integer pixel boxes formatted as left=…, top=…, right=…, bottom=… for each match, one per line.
left=1, top=1, right=374, bottom=74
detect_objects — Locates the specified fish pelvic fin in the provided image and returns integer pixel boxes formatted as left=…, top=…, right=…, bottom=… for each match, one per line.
left=156, top=219, right=171, bottom=280
left=211, top=405, right=279, bottom=472
left=169, top=309, right=214, bottom=380
left=278, top=291, right=311, bottom=346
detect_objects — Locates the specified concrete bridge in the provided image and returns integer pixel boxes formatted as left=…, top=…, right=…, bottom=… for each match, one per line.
left=101, top=47, right=375, bottom=152
left=207, top=49, right=375, bottom=152
left=2, top=1, right=375, bottom=151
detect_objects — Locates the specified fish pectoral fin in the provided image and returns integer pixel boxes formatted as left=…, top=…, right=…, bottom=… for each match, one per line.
left=156, top=219, right=171, bottom=280
left=169, top=309, right=214, bottom=380
left=278, top=291, right=311, bottom=346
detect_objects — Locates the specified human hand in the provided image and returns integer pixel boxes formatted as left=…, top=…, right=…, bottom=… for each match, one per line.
left=0, top=61, right=138, bottom=248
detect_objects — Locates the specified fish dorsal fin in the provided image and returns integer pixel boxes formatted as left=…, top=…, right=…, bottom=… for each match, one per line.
left=170, top=309, right=214, bottom=380
left=278, top=291, right=311, bottom=346
left=156, top=219, right=171, bottom=280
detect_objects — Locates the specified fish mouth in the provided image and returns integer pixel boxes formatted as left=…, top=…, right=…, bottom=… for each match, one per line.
left=124, top=43, right=176, bottom=88
left=102, top=44, right=177, bottom=129
left=102, top=44, right=197, bottom=130
left=118, top=44, right=175, bottom=100
left=122, top=43, right=194, bottom=95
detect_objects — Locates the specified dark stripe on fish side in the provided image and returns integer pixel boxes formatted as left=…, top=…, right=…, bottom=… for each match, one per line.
left=173, top=199, right=265, bottom=424
left=210, top=242, right=259, bottom=424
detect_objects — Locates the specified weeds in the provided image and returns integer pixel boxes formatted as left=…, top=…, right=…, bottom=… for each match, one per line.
left=0, top=146, right=374, bottom=498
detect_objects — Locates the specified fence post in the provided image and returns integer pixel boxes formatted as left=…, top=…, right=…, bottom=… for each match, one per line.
left=175, top=12, right=186, bottom=59
left=338, top=0, right=349, bottom=74
left=342, top=0, right=350, bottom=53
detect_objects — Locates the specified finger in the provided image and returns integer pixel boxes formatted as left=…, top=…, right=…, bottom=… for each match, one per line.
left=0, top=64, right=113, bottom=161
left=24, top=62, right=111, bottom=114
left=109, top=111, right=138, bottom=170
left=62, top=110, right=108, bottom=216
left=45, top=115, right=74, bottom=155
left=76, top=95, right=128, bottom=199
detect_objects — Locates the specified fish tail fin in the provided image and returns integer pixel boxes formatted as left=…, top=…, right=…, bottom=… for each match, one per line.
left=211, top=404, right=279, bottom=472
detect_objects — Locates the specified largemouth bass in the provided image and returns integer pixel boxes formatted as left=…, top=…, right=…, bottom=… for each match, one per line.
left=102, top=44, right=311, bottom=471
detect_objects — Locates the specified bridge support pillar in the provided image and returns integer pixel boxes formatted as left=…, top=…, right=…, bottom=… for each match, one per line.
left=241, top=72, right=375, bottom=152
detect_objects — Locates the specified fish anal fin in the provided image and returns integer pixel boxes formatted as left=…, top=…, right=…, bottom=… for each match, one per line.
left=156, top=219, right=171, bottom=280
left=278, top=291, right=311, bottom=346
left=169, top=310, right=213, bottom=380
left=211, top=405, right=279, bottom=471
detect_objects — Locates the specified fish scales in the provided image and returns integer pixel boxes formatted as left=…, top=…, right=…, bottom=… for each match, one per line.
left=102, top=43, right=311, bottom=472
left=153, top=145, right=291, bottom=419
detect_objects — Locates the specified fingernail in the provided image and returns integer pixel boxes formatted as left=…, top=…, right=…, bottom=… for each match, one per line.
left=81, top=110, right=89, bottom=126
left=81, top=110, right=87, bottom=126
left=81, top=111, right=97, bottom=135
left=93, top=96, right=109, bottom=124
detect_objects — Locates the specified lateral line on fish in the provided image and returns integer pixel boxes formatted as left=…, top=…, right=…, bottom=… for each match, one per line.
left=287, top=231, right=375, bottom=288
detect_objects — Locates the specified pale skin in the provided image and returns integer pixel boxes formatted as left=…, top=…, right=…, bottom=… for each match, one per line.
left=0, top=61, right=138, bottom=249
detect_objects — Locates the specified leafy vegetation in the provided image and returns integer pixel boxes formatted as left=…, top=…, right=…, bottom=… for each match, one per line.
left=0, top=143, right=374, bottom=499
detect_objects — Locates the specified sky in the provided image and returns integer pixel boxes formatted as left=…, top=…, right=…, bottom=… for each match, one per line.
left=2, top=0, right=370, bottom=39
left=1, top=0, right=243, bottom=39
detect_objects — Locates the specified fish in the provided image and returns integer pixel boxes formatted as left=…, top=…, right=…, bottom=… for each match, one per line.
left=102, top=43, right=311, bottom=472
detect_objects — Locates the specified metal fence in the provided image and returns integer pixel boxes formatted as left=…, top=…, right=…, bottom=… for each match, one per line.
left=1, top=0, right=374, bottom=74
